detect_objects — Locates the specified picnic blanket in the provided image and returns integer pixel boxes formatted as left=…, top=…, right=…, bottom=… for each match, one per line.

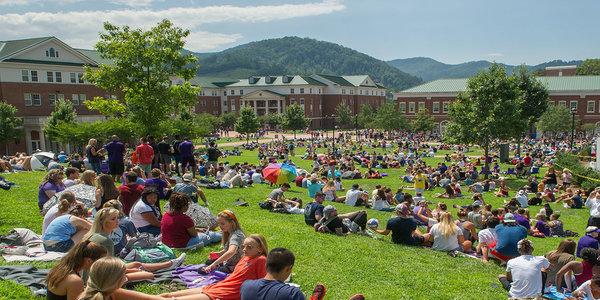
left=542, top=286, right=572, bottom=300
left=172, top=264, right=229, bottom=289
left=2, top=246, right=66, bottom=262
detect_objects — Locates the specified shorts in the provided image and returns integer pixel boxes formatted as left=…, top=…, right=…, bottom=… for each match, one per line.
left=109, top=162, right=125, bottom=176
left=489, top=241, right=515, bottom=261
left=205, top=161, right=218, bottom=170
left=173, top=155, right=182, bottom=164
left=182, top=156, right=196, bottom=168
left=44, top=239, right=74, bottom=252
left=159, top=154, right=171, bottom=165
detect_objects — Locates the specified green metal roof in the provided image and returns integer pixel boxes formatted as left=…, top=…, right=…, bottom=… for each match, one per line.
left=226, top=75, right=324, bottom=87
left=253, top=90, right=286, bottom=97
left=300, top=76, right=327, bottom=86
left=75, top=49, right=113, bottom=66
left=0, top=37, right=52, bottom=61
left=190, top=77, right=237, bottom=88
left=315, top=74, right=354, bottom=86
left=397, top=76, right=600, bottom=94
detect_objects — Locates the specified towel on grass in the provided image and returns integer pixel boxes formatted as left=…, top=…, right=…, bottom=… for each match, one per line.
left=2, top=246, right=66, bottom=262
left=172, top=264, right=228, bottom=289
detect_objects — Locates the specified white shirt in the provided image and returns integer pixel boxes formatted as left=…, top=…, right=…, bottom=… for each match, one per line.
left=430, top=223, right=462, bottom=252
left=334, top=181, right=343, bottom=191
left=516, top=194, right=528, bottom=207
left=477, top=228, right=497, bottom=245
left=62, top=178, right=78, bottom=188
left=372, top=195, right=390, bottom=210
left=130, top=200, right=157, bottom=228
left=585, top=196, right=600, bottom=218
left=574, top=280, right=600, bottom=300
left=251, top=173, right=263, bottom=183
left=506, top=255, right=550, bottom=298
left=345, top=189, right=364, bottom=206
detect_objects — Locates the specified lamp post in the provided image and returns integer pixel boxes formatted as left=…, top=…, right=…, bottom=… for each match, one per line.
left=571, top=107, right=577, bottom=150
left=331, top=114, right=336, bottom=154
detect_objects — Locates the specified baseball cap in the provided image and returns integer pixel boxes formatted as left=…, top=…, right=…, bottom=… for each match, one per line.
left=586, top=226, right=600, bottom=234
left=182, top=174, right=192, bottom=182
left=395, top=203, right=410, bottom=215
left=323, top=205, right=337, bottom=219
left=503, top=213, right=516, bottom=223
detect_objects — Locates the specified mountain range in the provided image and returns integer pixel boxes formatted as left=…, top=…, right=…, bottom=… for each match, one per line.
left=189, top=36, right=585, bottom=91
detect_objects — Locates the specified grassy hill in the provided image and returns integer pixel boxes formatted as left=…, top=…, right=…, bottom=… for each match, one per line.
left=387, top=57, right=584, bottom=82
left=191, top=37, right=423, bottom=91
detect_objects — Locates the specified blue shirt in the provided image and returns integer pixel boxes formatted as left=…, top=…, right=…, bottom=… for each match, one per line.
left=104, top=141, right=125, bottom=163
left=110, top=217, right=137, bottom=255
left=304, top=201, right=324, bottom=226
left=307, top=182, right=324, bottom=198
left=43, top=215, right=76, bottom=242
left=386, top=217, right=417, bottom=245
left=58, top=154, right=68, bottom=163
left=494, top=224, right=528, bottom=257
left=240, top=279, right=305, bottom=300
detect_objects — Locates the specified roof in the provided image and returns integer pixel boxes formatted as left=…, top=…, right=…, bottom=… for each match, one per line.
left=75, top=49, right=113, bottom=66
left=314, top=74, right=354, bottom=86
left=0, top=37, right=52, bottom=61
left=190, top=77, right=237, bottom=88
left=397, top=76, right=600, bottom=94
left=226, top=75, right=326, bottom=87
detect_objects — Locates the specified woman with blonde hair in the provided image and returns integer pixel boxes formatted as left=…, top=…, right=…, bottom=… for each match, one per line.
left=38, top=169, right=66, bottom=209
left=85, top=138, right=104, bottom=175
left=427, top=211, right=466, bottom=252
left=322, top=180, right=345, bottom=202
left=202, top=209, right=245, bottom=273
left=102, top=200, right=136, bottom=255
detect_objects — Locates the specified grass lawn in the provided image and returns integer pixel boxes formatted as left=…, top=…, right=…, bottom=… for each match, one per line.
left=0, top=146, right=591, bottom=299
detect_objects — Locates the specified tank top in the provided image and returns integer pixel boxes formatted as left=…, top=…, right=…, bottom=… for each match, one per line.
left=324, top=190, right=335, bottom=201
left=46, top=289, right=67, bottom=300
left=575, top=261, right=594, bottom=286
left=457, top=220, right=472, bottom=241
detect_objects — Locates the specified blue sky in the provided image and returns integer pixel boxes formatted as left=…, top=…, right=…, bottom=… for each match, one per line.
left=1, top=0, right=597, bottom=65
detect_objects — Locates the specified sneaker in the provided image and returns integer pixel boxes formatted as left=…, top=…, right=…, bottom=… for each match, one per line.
left=309, top=284, right=326, bottom=300
left=349, top=294, right=365, bottom=300
left=204, top=201, right=210, bottom=206
left=171, top=253, right=187, bottom=269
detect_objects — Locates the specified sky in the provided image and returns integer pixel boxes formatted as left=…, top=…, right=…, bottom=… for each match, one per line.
left=1, top=0, right=598, bottom=65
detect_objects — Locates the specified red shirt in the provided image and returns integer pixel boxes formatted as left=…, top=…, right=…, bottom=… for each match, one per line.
left=136, top=143, right=154, bottom=164
left=118, top=184, right=144, bottom=216
left=523, top=156, right=532, bottom=166
left=295, top=176, right=304, bottom=187
left=202, top=255, right=267, bottom=300
left=161, top=211, right=194, bottom=248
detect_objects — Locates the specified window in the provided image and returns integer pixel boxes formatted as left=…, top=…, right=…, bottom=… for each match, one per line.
left=77, top=73, right=84, bottom=83
left=224, top=91, right=227, bottom=96
left=213, top=100, right=218, bottom=106
left=290, top=98, right=295, bottom=105
left=48, top=94, right=56, bottom=106
left=46, top=48, right=58, bottom=58
left=319, top=88, right=321, bottom=94
left=212, top=90, right=217, bottom=96
left=570, top=101, right=578, bottom=112
left=433, top=102, right=440, bottom=113
left=300, top=88, right=304, bottom=94
left=31, top=71, right=38, bottom=82
left=342, top=89, right=346, bottom=95
left=201, top=100, right=207, bottom=106
left=300, top=98, right=305, bottom=105
left=342, top=99, right=346, bottom=105
left=350, top=99, right=354, bottom=105
left=408, top=102, right=415, bottom=113
left=47, top=71, right=54, bottom=83
left=32, top=94, right=41, bottom=106
left=418, top=102, right=425, bottom=111
left=588, top=101, right=595, bottom=113
left=230, top=90, right=235, bottom=95
left=240, top=90, right=243, bottom=95
left=70, top=73, right=76, bottom=83
left=22, top=70, right=29, bottom=81
left=55, top=72, right=62, bottom=83
left=558, top=101, right=566, bottom=106
left=24, top=94, right=32, bottom=106
left=231, top=99, right=235, bottom=107
left=79, top=94, right=86, bottom=105
left=359, top=90, right=363, bottom=95
left=72, top=94, right=79, bottom=105
left=442, top=102, right=449, bottom=113
left=350, top=89, right=354, bottom=95
left=223, top=100, right=227, bottom=106
left=309, top=88, right=313, bottom=94
left=290, top=88, right=295, bottom=94
left=58, top=94, right=65, bottom=102
left=399, top=102, right=406, bottom=113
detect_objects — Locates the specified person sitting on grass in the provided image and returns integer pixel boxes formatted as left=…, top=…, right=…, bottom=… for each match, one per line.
left=572, top=274, right=600, bottom=300
left=427, top=211, right=470, bottom=252
left=42, top=191, right=81, bottom=235
left=371, top=188, right=395, bottom=212
left=173, top=173, right=209, bottom=206
left=455, top=209, right=477, bottom=248
left=130, top=187, right=163, bottom=236
left=62, top=167, right=80, bottom=188
left=43, top=205, right=91, bottom=252
left=435, top=184, right=455, bottom=199
left=544, top=238, right=576, bottom=288
left=555, top=247, right=600, bottom=293
left=102, top=200, right=137, bottom=255
left=494, top=181, right=510, bottom=197
left=304, top=192, right=325, bottom=226
left=477, top=216, right=500, bottom=263
left=531, top=213, right=550, bottom=238
left=315, top=205, right=369, bottom=236
left=488, top=213, right=528, bottom=265
left=145, top=168, right=171, bottom=200
left=345, top=184, right=370, bottom=208
left=528, top=192, right=543, bottom=206
left=322, top=180, right=345, bottom=203
left=565, top=189, right=584, bottom=209
left=265, top=183, right=302, bottom=209
left=577, top=226, right=600, bottom=258
left=160, top=234, right=268, bottom=300
left=497, top=239, right=550, bottom=299
left=38, top=169, right=66, bottom=210
left=372, top=203, right=426, bottom=246
left=201, top=209, right=245, bottom=274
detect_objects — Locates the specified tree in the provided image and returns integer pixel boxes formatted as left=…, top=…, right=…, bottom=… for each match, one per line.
left=84, top=19, right=199, bottom=136
left=44, top=99, right=77, bottom=143
left=411, top=108, right=436, bottom=133
left=513, top=66, right=549, bottom=155
left=261, top=113, right=282, bottom=129
left=282, top=104, right=310, bottom=139
left=0, top=102, right=24, bottom=154
left=334, top=103, right=352, bottom=128
left=220, top=112, right=238, bottom=128
left=357, top=104, right=375, bottom=128
left=576, top=59, right=600, bottom=76
left=445, top=63, right=524, bottom=179
left=235, top=107, right=261, bottom=144
left=536, top=105, right=575, bottom=135
left=161, top=111, right=217, bottom=140
left=373, top=103, right=408, bottom=137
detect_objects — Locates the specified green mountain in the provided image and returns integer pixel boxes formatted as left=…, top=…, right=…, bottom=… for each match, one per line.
left=386, top=57, right=584, bottom=82
left=191, top=37, right=423, bottom=91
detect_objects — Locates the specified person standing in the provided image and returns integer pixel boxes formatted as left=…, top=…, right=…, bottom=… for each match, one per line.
left=157, top=136, right=172, bottom=175
left=206, top=141, right=221, bottom=172
left=104, top=135, right=126, bottom=182
left=85, top=138, right=104, bottom=175
left=135, top=137, right=154, bottom=177
left=179, top=137, right=196, bottom=178
left=171, top=134, right=182, bottom=176
left=147, top=135, right=159, bottom=170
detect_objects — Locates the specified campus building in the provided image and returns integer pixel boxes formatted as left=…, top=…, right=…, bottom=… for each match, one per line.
left=393, top=74, right=600, bottom=134
left=0, top=36, right=386, bottom=155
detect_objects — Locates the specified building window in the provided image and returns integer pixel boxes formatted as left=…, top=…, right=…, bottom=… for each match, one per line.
left=200, top=100, right=206, bottom=107
left=80, top=94, right=86, bottom=105
left=213, top=100, right=218, bottom=106
left=70, top=73, right=76, bottom=83
left=350, top=99, right=354, bottom=105
left=588, top=101, right=595, bottom=113
left=570, top=101, right=578, bottom=112
left=32, top=93, right=41, bottom=106
left=46, top=48, right=58, bottom=57
left=408, top=102, right=415, bottom=113
left=230, top=90, right=234, bottom=95
left=350, top=89, right=354, bottom=95
left=31, top=71, right=38, bottom=82
left=300, top=88, right=304, bottom=94
left=72, top=94, right=79, bottom=106
left=240, top=90, right=243, bottom=95
left=58, top=94, right=65, bottom=102
left=558, top=100, right=566, bottom=106
left=223, top=100, right=227, bottom=106
left=433, top=102, right=440, bottom=113
left=319, top=88, right=321, bottom=94
left=399, top=102, right=406, bottom=113
left=310, top=88, right=313, bottom=94
left=47, top=71, right=54, bottom=83
left=443, top=102, right=449, bottom=113
left=300, top=98, right=305, bottom=105
left=22, top=70, right=29, bottom=81
left=49, top=94, right=56, bottom=106
left=418, top=102, right=425, bottom=111
left=290, top=98, right=295, bottom=105
left=342, top=89, right=346, bottom=95
left=290, top=88, right=294, bottom=94
left=55, top=72, right=62, bottom=83
left=359, top=90, right=362, bottom=95
left=24, top=94, right=32, bottom=106
left=231, top=99, right=235, bottom=107
left=77, top=73, right=84, bottom=83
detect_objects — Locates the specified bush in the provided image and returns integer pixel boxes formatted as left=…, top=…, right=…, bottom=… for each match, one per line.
left=555, top=153, right=600, bottom=190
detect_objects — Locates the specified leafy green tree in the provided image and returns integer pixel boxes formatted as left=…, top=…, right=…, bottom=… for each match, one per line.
left=334, top=103, right=352, bottom=128
left=161, top=111, right=217, bottom=140
left=282, top=104, right=310, bottom=139
left=411, top=108, right=436, bottom=133
left=357, top=104, right=375, bottom=128
left=513, top=66, right=549, bottom=155
left=44, top=99, right=77, bottom=142
left=264, top=113, right=282, bottom=129
left=84, top=19, right=199, bottom=136
left=235, top=107, right=261, bottom=144
left=220, top=112, right=238, bottom=128
left=536, top=105, right=576, bottom=135
left=576, top=59, right=600, bottom=76
left=445, top=63, right=523, bottom=178
left=0, top=102, right=24, bottom=154
left=373, top=103, right=408, bottom=137
left=532, top=68, right=546, bottom=77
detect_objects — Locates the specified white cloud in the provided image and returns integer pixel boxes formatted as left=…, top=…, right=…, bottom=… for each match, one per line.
left=0, top=0, right=80, bottom=6
left=0, top=0, right=345, bottom=51
left=107, top=0, right=162, bottom=8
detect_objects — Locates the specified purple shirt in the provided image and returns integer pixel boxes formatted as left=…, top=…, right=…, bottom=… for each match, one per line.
left=577, top=235, right=600, bottom=257
left=145, top=178, right=169, bottom=199
left=513, top=213, right=531, bottom=230
left=178, top=141, right=194, bottom=158
left=104, top=141, right=125, bottom=163
left=534, top=220, right=550, bottom=236
left=38, top=182, right=65, bottom=209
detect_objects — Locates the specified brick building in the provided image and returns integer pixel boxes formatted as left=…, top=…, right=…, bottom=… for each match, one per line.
left=393, top=75, right=600, bottom=135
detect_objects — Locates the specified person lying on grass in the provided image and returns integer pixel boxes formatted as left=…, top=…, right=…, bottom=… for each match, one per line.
left=315, top=205, right=369, bottom=236
left=160, top=234, right=268, bottom=300
left=371, top=203, right=427, bottom=246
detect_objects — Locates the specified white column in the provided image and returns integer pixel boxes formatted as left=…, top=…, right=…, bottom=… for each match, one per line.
left=40, top=127, right=47, bottom=152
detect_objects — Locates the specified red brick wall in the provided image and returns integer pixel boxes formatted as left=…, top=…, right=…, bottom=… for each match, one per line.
left=545, top=68, right=577, bottom=77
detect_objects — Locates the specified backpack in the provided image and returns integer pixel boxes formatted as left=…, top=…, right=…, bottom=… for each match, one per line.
left=314, top=216, right=338, bottom=234
left=122, top=232, right=161, bottom=252
left=122, top=243, right=176, bottom=263
left=0, top=229, right=23, bottom=247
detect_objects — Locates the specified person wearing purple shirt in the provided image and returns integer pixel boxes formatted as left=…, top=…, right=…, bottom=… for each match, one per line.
left=145, top=169, right=170, bottom=199
left=37, top=170, right=66, bottom=209
left=513, top=212, right=531, bottom=231
left=178, top=137, right=196, bottom=177
left=577, top=226, right=600, bottom=257
left=104, top=135, right=126, bottom=182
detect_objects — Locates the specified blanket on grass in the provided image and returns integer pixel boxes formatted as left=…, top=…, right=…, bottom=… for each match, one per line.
left=172, top=264, right=229, bottom=289
left=2, top=246, right=66, bottom=262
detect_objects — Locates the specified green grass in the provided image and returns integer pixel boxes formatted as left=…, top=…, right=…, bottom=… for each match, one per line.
left=0, top=147, right=591, bottom=299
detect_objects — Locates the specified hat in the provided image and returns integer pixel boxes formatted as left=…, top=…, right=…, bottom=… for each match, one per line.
left=395, top=203, right=410, bottom=215
left=311, top=174, right=318, bottom=178
left=183, top=174, right=192, bottom=182
left=586, top=226, right=600, bottom=234
left=472, top=204, right=480, bottom=210
left=503, top=213, right=516, bottom=223
left=517, top=190, right=525, bottom=196
left=352, top=183, right=360, bottom=189
left=60, top=151, right=65, bottom=154
left=323, top=205, right=337, bottom=219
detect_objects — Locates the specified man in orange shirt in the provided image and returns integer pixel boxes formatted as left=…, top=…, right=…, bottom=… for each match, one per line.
left=136, top=137, right=154, bottom=176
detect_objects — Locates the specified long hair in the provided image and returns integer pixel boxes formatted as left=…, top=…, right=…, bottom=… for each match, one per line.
left=45, top=241, right=107, bottom=289
left=39, top=169, right=64, bottom=188
left=247, top=234, right=268, bottom=257
left=141, top=187, right=161, bottom=214
left=218, top=209, right=243, bottom=247
left=81, top=170, right=96, bottom=186
left=438, top=212, right=457, bottom=238
left=97, top=174, right=119, bottom=200
left=547, top=239, right=576, bottom=261
left=86, top=138, right=97, bottom=148
left=80, top=256, right=126, bottom=300
left=323, top=181, right=335, bottom=191
left=103, top=200, right=125, bottom=218
left=84, top=208, right=120, bottom=240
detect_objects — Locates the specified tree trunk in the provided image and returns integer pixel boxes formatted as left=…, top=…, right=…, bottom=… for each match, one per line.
left=484, top=143, right=490, bottom=180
